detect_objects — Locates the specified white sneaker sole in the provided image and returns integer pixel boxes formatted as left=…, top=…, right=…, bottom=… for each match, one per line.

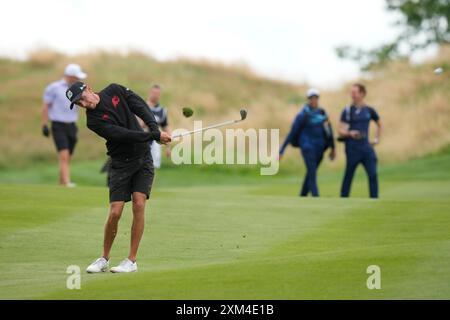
left=86, top=267, right=108, bottom=273
left=110, top=269, right=137, bottom=273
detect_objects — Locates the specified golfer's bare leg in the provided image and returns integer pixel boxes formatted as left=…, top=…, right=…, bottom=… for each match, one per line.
left=128, top=192, right=147, bottom=262
left=58, top=149, right=71, bottom=185
left=103, top=201, right=125, bottom=260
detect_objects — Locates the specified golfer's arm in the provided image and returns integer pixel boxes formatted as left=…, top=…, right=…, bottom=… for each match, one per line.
left=88, top=122, right=153, bottom=143
left=41, top=103, right=50, bottom=126
left=162, top=125, right=171, bottom=149
left=125, top=93, right=161, bottom=141
left=162, top=125, right=170, bottom=134
left=136, top=116, right=147, bottom=130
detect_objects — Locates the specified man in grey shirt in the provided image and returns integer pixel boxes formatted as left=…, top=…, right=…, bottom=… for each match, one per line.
left=42, top=64, right=87, bottom=187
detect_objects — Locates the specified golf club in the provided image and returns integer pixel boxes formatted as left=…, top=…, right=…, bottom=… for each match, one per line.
left=172, top=109, right=248, bottom=139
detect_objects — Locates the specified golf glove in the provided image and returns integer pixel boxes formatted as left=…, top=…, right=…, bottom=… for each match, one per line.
left=42, top=125, right=50, bottom=137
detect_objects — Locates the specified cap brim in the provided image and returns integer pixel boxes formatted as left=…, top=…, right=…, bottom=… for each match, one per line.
left=69, top=92, right=83, bottom=109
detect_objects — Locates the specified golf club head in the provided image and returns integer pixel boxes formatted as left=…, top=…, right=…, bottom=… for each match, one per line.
left=240, top=109, right=248, bottom=121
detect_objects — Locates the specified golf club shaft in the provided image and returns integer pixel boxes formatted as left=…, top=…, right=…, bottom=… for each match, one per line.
left=172, top=119, right=241, bottom=139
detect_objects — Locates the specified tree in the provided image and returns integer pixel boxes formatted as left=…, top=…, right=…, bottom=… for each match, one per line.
left=336, top=0, right=450, bottom=70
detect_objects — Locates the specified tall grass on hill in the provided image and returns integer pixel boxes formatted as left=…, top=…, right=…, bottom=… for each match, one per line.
left=0, top=47, right=449, bottom=169
left=0, top=49, right=305, bottom=169
left=321, top=46, right=450, bottom=163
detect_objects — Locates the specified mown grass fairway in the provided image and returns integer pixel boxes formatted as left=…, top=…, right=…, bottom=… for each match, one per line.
left=1, top=150, right=450, bottom=299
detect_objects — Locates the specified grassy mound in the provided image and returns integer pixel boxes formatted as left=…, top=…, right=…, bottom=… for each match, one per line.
left=0, top=47, right=449, bottom=169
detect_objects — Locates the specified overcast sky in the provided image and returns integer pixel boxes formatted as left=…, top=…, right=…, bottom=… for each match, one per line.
left=1, top=0, right=437, bottom=87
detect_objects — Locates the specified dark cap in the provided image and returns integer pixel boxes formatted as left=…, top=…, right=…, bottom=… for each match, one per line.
left=66, top=81, right=87, bottom=109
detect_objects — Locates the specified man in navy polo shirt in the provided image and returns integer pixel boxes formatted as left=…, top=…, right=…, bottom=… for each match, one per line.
left=338, top=84, right=382, bottom=199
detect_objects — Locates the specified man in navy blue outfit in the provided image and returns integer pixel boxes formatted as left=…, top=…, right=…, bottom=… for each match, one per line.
left=280, top=89, right=335, bottom=197
left=338, top=84, right=382, bottom=199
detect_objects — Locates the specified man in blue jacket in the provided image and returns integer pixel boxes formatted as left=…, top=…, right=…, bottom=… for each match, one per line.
left=280, top=89, right=335, bottom=197
left=338, top=84, right=382, bottom=199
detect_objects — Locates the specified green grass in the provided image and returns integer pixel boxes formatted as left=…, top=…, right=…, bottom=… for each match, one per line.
left=0, top=150, right=449, bottom=299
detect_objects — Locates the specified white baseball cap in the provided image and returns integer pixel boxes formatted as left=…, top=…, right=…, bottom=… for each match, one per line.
left=307, top=88, right=320, bottom=98
left=64, top=63, right=87, bottom=80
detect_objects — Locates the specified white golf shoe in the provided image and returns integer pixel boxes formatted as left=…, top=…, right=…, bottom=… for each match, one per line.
left=86, top=257, right=109, bottom=273
left=110, top=259, right=138, bottom=273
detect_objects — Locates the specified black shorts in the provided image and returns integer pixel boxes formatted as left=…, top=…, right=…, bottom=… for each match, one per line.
left=51, top=121, right=78, bottom=154
left=108, top=155, right=155, bottom=203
